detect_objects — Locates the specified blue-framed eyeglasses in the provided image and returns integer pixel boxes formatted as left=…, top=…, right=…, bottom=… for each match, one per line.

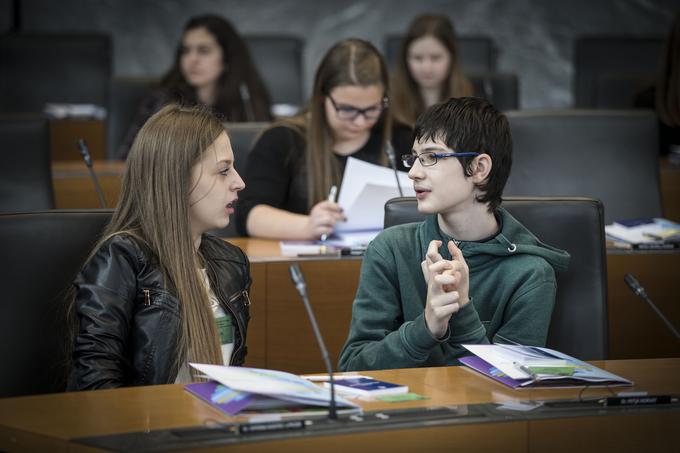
left=327, top=94, right=388, bottom=121
left=401, top=149, right=480, bottom=168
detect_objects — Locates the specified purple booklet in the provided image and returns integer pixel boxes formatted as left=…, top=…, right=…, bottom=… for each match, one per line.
left=185, top=381, right=256, bottom=416
left=459, top=355, right=524, bottom=389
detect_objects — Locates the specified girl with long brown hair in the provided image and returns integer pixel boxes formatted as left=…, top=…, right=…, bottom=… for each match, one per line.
left=235, top=38, right=413, bottom=240
left=118, top=14, right=272, bottom=158
left=69, top=104, right=250, bottom=389
left=391, top=14, right=474, bottom=127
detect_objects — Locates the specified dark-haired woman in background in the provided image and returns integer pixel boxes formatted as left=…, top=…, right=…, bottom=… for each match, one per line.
left=118, top=14, right=272, bottom=158
left=635, top=13, right=680, bottom=158
left=235, top=39, right=412, bottom=240
left=391, top=14, right=474, bottom=128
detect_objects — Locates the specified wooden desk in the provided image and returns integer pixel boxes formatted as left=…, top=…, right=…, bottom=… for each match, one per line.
left=49, top=119, right=106, bottom=161
left=51, top=160, right=124, bottom=208
left=227, top=238, right=362, bottom=373
left=1, top=359, right=678, bottom=452
left=229, top=238, right=680, bottom=373
left=607, top=250, right=680, bottom=359
left=660, top=157, right=680, bottom=222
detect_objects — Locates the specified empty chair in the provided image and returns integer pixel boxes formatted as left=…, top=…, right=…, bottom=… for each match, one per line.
left=0, top=33, right=112, bottom=113
left=0, top=209, right=113, bottom=397
left=108, top=76, right=159, bottom=159
left=504, top=109, right=661, bottom=224
left=574, top=36, right=665, bottom=108
left=0, top=114, right=54, bottom=211
left=245, top=35, right=304, bottom=109
left=384, top=196, right=608, bottom=360
left=469, top=73, right=519, bottom=111
left=384, top=35, right=497, bottom=74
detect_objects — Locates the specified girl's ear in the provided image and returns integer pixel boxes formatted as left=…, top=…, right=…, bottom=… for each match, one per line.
left=470, top=153, right=492, bottom=183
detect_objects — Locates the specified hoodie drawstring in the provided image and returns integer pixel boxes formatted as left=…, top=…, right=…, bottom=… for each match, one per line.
left=496, top=234, right=517, bottom=253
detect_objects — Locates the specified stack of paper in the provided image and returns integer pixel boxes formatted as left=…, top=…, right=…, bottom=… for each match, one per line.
left=605, top=218, right=680, bottom=250
left=186, top=364, right=361, bottom=419
left=460, top=344, right=633, bottom=389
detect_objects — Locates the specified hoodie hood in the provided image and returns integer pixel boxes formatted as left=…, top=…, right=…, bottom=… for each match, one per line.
left=420, top=208, right=570, bottom=273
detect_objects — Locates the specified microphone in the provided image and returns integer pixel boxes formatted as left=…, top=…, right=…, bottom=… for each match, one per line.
left=78, top=139, right=107, bottom=208
left=624, top=273, right=680, bottom=343
left=289, top=264, right=337, bottom=419
left=239, top=83, right=256, bottom=122
left=384, top=140, right=404, bottom=197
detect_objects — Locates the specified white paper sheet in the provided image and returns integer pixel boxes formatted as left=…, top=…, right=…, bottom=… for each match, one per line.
left=335, top=157, right=415, bottom=233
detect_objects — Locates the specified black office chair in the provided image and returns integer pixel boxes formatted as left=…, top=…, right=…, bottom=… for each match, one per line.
left=574, top=36, right=665, bottom=108
left=0, top=209, right=113, bottom=397
left=504, top=109, right=662, bottom=224
left=107, top=76, right=159, bottom=159
left=469, top=73, right=519, bottom=111
left=383, top=196, right=608, bottom=360
left=224, top=122, right=268, bottom=175
left=0, top=114, right=54, bottom=211
left=384, top=35, right=497, bottom=74
left=209, top=122, right=268, bottom=238
left=245, top=35, right=304, bottom=108
left=595, top=74, right=655, bottom=109
left=0, top=33, right=112, bottom=113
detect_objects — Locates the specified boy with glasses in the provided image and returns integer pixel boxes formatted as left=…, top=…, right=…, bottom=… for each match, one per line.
left=339, top=97, right=570, bottom=371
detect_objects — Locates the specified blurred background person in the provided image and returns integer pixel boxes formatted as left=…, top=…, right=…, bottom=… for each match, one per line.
left=391, top=14, right=474, bottom=127
left=117, top=14, right=272, bottom=158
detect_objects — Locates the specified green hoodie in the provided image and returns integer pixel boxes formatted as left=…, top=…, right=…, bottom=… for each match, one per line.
left=338, top=208, right=570, bottom=372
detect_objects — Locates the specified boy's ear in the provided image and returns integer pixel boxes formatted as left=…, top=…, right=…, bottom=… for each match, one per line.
left=470, top=153, right=492, bottom=183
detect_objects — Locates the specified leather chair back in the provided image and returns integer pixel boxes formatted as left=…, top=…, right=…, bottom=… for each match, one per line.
left=384, top=196, right=608, bottom=360
left=385, top=35, right=497, bottom=74
left=469, top=73, right=518, bottom=111
left=0, top=33, right=112, bottom=113
left=245, top=35, right=304, bottom=107
left=574, top=36, right=664, bottom=108
left=0, top=209, right=113, bottom=397
left=0, top=114, right=54, bottom=211
left=504, top=109, right=661, bottom=224
left=209, top=122, right=268, bottom=238
left=108, top=76, right=158, bottom=158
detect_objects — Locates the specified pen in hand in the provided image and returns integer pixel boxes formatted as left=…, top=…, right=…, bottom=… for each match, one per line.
left=320, top=185, right=338, bottom=242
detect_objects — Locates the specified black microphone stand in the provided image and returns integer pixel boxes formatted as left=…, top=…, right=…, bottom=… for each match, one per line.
left=624, top=273, right=680, bottom=343
left=289, top=264, right=338, bottom=419
left=385, top=141, right=404, bottom=197
left=77, top=139, right=107, bottom=208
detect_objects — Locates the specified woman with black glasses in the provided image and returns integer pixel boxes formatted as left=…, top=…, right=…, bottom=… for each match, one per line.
left=235, top=39, right=412, bottom=240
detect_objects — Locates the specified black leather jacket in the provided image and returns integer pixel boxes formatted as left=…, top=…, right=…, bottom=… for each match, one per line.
left=68, top=233, right=251, bottom=390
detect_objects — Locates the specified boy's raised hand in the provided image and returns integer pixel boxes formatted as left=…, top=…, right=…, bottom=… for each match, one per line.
left=422, top=240, right=470, bottom=339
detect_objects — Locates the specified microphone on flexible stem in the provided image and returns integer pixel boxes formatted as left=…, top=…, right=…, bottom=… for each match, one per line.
left=384, top=140, right=404, bottom=197
left=239, top=83, right=256, bottom=122
left=624, top=273, right=680, bottom=343
left=289, top=264, right=337, bottom=420
left=77, top=139, right=107, bottom=208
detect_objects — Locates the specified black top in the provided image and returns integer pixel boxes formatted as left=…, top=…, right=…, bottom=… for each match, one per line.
left=634, top=85, right=680, bottom=156
left=235, top=123, right=413, bottom=236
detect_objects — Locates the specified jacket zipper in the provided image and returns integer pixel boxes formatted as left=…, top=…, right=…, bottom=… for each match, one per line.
left=205, top=262, right=247, bottom=365
left=143, top=289, right=151, bottom=306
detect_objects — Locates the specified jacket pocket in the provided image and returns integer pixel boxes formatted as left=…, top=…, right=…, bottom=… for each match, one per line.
left=138, top=287, right=180, bottom=318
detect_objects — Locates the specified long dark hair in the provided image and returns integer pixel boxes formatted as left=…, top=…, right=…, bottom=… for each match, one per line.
left=656, top=13, right=680, bottom=128
left=392, top=14, right=473, bottom=127
left=276, top=39, right=392, bottom=207
left=160, top=14, right=272, bottom=122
